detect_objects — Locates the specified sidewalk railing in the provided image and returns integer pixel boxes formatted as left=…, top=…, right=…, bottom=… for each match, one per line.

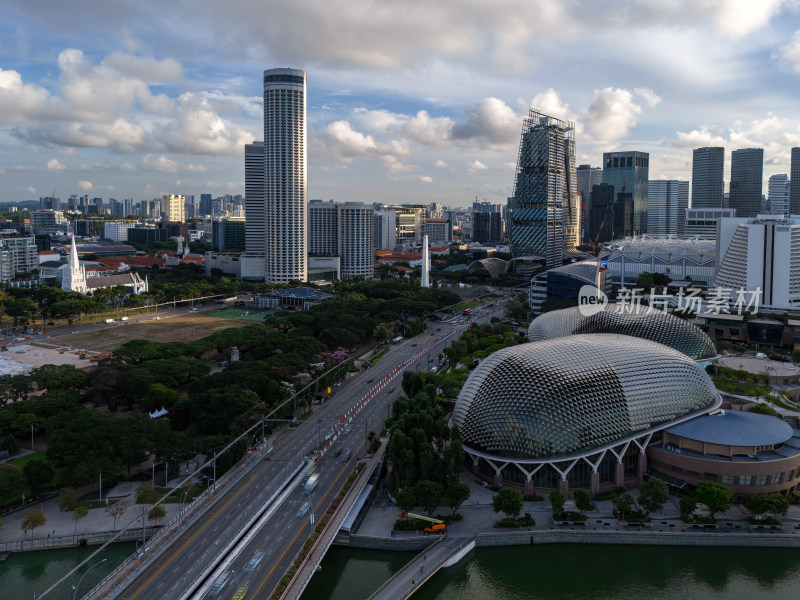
left=0, top=527, right=162, bottom=552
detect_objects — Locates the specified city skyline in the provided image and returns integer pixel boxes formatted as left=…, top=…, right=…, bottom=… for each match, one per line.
left=1, top=1, right=800, bottom=206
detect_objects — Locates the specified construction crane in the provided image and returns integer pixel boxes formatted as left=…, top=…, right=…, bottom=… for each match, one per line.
left=397, top=512, right=446, bottom=534
left=590, top=213, right=608, bottom=254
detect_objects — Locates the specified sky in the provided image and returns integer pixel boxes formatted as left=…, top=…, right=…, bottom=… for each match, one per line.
left=1, top=0, right=800, bottom=208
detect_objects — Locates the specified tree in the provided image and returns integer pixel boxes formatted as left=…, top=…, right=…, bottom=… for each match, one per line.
left=549, top=490, right=566, bottom=515
left=612, top=493, right=635, bottom=521
left=638, top=478, right=669, bottom=515
left=59, top=487, right=79, bottom=512
left=413, top=480, right=443, bottom=516
left=395, top=487, right=417, bottom=514
left=373, top=324, right=390, bottom=344
left=680, top=494, right=697, bottom=519
left=695, top=481, right=733, bottom=518
left=493, top=487, right=523, bottom=522
left=136, top=482, right=161, bottom=505
left=23, top=459, right=55, bottom=499
left=573, top=489, right=595, bottom=513
left=1, top=434, right=20, bottom=454
left=106, top=500, right=128, bottom=532
left=148, top=504, right=167, bottom=526
left=743, top=493, right=789, bottom=521
left=20, top=508, right=46, bottom=538
left=28, top=364, right=86, bottom=391
left=72, top=505, right=88, bottom=533
left=444, top=481, right=470, bottom=519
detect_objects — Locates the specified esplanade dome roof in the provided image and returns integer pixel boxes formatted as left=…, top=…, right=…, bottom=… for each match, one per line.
left=666, top=410, right=792, bottom=447
left=527, top=304, right=717, bottom=360
left=451, top=334, right=720, bottom=461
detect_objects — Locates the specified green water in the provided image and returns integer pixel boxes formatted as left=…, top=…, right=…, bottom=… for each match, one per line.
left=0, top=542, right=135, bottom=600
left=302, top=544, right=800, bottom=600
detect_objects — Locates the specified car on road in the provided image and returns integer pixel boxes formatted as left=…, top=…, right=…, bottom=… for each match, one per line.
left=297, top=502, right=310, bottom=517
left=218, top=360, right=229, bottom=367
left=341, top=449, right=351, bottom=462
left=412, top=343, right=418, bottom=347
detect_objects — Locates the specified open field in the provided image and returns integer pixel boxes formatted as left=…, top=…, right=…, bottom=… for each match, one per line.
left=205, top=307, right=271, bottom=322
left=31, top=313, right=252, bottom=355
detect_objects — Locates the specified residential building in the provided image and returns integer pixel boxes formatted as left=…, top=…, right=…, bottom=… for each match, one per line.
left=0, top=235, right=38, bottom=281
left=691, top=147, right=725, bottom=209
left=715, top=214, right=800, bottom=311
left=602, top=151, right=649, bottom=234
left=374, top=209, right=397, bottom=250
left=394, top=205, right=426, bottom=249
left=472, top=212, right=502, bottom=243
left=308, top=200, right=338, bottom=255
left=510, top=108, right=577, bottom=268
left=425, top=218, right=453, bottom=245
left=791, top=148, right=800, bottom=215
left=264, top=67, right=307, bottom=284
left=161, top=194, right=186, bottom=223
left=729, top=148, right=764, bottom=218
left=30, top=210, right=65, bottom=235
left=104, top=221, right=136, bottom=242
left=768, top=174, right=790, bottom=214
left=646, top=180, right=689, bottom=237
left=39, top=196, right=60, bottom=211
left=337, top=202, right=374, bottom=280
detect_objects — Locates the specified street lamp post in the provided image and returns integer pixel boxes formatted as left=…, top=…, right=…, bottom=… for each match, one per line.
left=71, top=558, right=107, bottom=600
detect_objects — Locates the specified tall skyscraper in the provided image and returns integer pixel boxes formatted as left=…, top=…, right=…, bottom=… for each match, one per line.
left=646, top=180, right=689, bottom=237
left=602, top=151, right=649, bottom=234
left=791, top=147, right=800, bottom=215
left=337, top=202, right=374, bottom=280
left=576, top=164, right=601, bottom=242
left=308, top=199, right=338, bottom=255
left=264, top=68, right=307, bottom=283
left=199, top=193, right=213, bottom=216
left=161, top=194, right=185, bottom=223
left=374, top=209, right=397, bottom=250
left=729, top=148, right=764, bottom=218
left=510, top=108, right=577, bottom=268
left=691, top=147, right=725, bottom=208
left=768, top=174, right=790, bottom=214
left=244, top=141, right=266, bottom=257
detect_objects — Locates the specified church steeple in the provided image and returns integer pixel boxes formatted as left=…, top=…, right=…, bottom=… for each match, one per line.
left=61, top=230, right=87, bottom=294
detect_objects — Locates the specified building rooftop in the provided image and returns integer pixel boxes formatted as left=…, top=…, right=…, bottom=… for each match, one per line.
left=717, top=356, right=800, bottom=378
left=666, top=410, right=793, bottom=447
left=267, top=287, right=333, bottom=301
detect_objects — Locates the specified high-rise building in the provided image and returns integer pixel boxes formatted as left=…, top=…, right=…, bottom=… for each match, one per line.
left=374, top=209, right=397, bottom=250
left=768, top=174, right=790, bottom=214
left=337, top=202, right=374, bottom=280
left=691, top=147, right=725, bottom=209
left=264, top=67, right=307, bottom=283
left=39, top=196, right=60, bottom=211
left=104, top=221, right=136, bottom=241
left=472, top=212, right=502, bottom=243
left=510, top=108, right=577, bottom=268
left=647, top=180, right=689, bottom=237
left=308, top=200, right=338, bottom=255
left=602, top=151, right=649, bottom=234
left=0, top=235, right=37, bottom=281
left=587, top=183, right=633, bottom=244
left=393, top=205, right=426, bottom=249
left=161, top=194, right=185, bottom=223
left=424, top=218, right=453, bottom=245
left=576, top=164, right=602, bottom=242
left=199, top=194, right=213, bottom=216
left=30, top=210, right=65, bottom=235
left=791, top=147, right=800, bottom=215
left=211, top=217, right=246, bottom=251
left=729, top=148, right=764, bottom=218
left=682, top=208, right=735, bottom=240
left=241, top=142, right=266, bottom=279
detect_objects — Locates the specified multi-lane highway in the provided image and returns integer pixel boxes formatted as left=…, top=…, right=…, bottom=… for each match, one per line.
left=104, top=310, right=501, bottom=600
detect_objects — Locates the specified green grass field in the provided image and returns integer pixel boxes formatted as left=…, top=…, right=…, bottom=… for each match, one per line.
left=451, top=300, right=482, bottom=313
left=9, top=450, right=49, bottom=468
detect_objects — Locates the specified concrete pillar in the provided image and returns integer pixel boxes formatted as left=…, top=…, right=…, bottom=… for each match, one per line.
left=614, top=461, right=625, bottom=487
left=589, top=471, right=600, bottom=496
left=524, top=478, right=535, bottom=497
left=637, top=453, right=647, bottom=482
left=558, top=478, right=569, bottom=497
left=494, top=473, right=503, bottom=486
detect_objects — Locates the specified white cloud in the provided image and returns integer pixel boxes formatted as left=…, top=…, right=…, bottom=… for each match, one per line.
left=142, top=154, right=178, bottom=173
left=323, top=120, right=377, bottom=160
left=77, top=180, right=93, bottom=190
left=187, top=163, right=207, bottom=172
left=711, top=0, right=788, bottom=39
left=402, top=110, right=454, bottom=147
left=26, top=186, right=36, bottom=194
left=0, top=68, right=63, bottom=124
left=452, top=98, right=520, bottom=149
left=47, top=158, right=66, bottom=171
left=418, top=175, right=433, bottom=183
left=103, top=52, right=183, bottom=83
left=581, top=88, right=643, bottom=147
left=467, top=160, right=488, bottom=173
left=663, top=127, right=728, bottom=148
left=434, top=159, right=448, bottom=168
left=775, top=30, right=800, bottom=73
left=634, top=88, right=661, bottom=108
left=530, top=89, right=575, bottom=123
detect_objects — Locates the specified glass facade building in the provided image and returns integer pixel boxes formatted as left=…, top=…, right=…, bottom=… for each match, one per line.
left=602, top=151, right=649, bottom=234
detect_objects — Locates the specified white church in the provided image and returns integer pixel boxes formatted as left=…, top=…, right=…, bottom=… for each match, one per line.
left=60, top=234, right=148, bottom=296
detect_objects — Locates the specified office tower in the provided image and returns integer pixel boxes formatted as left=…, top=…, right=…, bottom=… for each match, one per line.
left=729, top=148, right=764, bottom=218
left=264, top=67, right=307, bottom=283
left=374, top=208, right=397, bottom=250
left=199, top=194, right=213, bottom=216
left=244, top=142, right=266, bottom=255
left=691, top=147, right=725, bottom=209
left=602, top=151, right=649, bottom=234
left=39, top=196, right=60, bottom=211
left=394, top=205, right=426, bottom=249
left=683, top=208, right=735, bottom=240
left=308, top=199, right=338, bottom=255
left=161, top=194, right=186, bottom=223
left=790, top=148, right=800, bottom=215
left=424, top=218, right=453, bottom=245
left=337, top=202, right=374, bottom=279
left=587, top=183, right=633, bottom=244
left=428, top=203, right=443, bottom=218
left=646, top=180, right=689, bottom=237
left=472, top=212, right=502, bottom=243
left=472, top=200, right=501, bottom=213
left=577, top=164, right=601, bottom=242
left=30, top=210, right=65, bottom=235
left=510, top=107, right=577, bottom=268
left=768, top=174, right=790, bottom=214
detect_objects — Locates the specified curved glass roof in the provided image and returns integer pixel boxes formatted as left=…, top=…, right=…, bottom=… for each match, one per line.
left=528, top=304, right=717, bottom=360
left=666, top=410, right=792, bottom=447
left=451, top=334, right=719, bottom=461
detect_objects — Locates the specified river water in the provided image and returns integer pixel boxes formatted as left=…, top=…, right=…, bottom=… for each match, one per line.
left=0, top=542, right=135, bottom=600
left=301, top=544, right=800, bottom=600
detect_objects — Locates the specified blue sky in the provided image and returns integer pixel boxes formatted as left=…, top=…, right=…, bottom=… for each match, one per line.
left=1, top=0, right=799, bottom=207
